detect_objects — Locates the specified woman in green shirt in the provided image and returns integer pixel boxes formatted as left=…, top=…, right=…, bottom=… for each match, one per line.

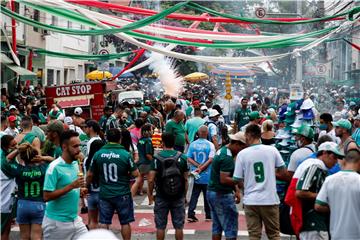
left=2, top=143, right=49, bottom=240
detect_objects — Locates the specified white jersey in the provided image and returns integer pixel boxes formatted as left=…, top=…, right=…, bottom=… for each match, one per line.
left=316, top=171, right=360, bottom=240
left=293, top=158, right=327, bottom=179
left=287, top=144, right=316, bottom=172
left=233, top=144, right=285, bottom=205
left=319, top=129, right=340, bottom=144
left=0, top=169, right=16, bottom=213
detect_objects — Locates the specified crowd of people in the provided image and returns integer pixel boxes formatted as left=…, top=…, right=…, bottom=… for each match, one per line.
left=0, top=81, right=360, bottom=240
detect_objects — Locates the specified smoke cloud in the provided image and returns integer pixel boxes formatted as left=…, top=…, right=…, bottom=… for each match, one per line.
left=148, top=45, right=183, bottom=97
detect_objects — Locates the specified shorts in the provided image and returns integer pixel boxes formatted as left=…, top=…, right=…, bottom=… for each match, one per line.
left=42, top=215, right=87, bottom=240
left=87, top=192, right=99, bottom=211
left=154, top=196, right=185, bottom=230
left=207, top=191, right=238, bottom=238
left=138, top=164, right=151, bottom=174
left=99, top=194, right=135, bottom=225
left=16, top=199, right=45, bottom=225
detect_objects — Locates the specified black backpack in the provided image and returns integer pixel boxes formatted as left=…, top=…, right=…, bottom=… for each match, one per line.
left=155, top=152, right=184, bottom=199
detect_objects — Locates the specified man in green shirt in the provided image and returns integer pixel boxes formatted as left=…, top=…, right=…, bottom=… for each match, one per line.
left=165, top=110, right=188, bottom=152
left=207, top=132, right=247, bottom=240
left=42, top=130, right=88, bottom=240
left=148, top=132, right=189, bottom=240
left=185, top=108, right=205, bottom=143
left=42, top=120, right=64, bottom=158
left=87, top=128, right=140, bottom=240
left=234, top=97, right=251, bottom=132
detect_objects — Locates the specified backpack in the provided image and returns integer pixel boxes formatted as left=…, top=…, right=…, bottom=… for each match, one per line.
left=155, top=151, right=184, bottom=199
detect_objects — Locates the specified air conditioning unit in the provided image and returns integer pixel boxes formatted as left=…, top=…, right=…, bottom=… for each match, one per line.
left=41, top=29, right=50, bottom=37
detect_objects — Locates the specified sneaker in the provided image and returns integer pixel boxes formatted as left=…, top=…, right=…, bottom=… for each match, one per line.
left=187, top=216, right=199, bottom=223
left=205, top=217, right=212, bottom=222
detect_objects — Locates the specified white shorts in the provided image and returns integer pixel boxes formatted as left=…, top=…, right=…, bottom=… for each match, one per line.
left=300, top=231, right=329, bottom=240
left=42, top=215, right=88, bottom=240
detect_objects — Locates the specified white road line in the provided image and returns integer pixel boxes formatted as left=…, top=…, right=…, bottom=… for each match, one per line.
left=135, top=209, right=202, bottom=214
left=167, top=229, right=195, bottom=235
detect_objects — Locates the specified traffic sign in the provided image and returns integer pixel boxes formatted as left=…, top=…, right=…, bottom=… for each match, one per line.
left=255, top=8, right=266, bottom=18
left=98, top=49, right=109, bottom=55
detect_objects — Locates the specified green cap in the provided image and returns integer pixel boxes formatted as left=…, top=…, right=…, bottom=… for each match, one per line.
left=318, top=142, right=344, bottom=157
left=332, top=119, right=352, bottom=130
left=143, top=106, right=151, bottom=113
left=249, top=111, right=260, bottom=120
left=285, top=102, right=297, bottom=116
left=47, top=120, right=64, bottom=135
left=292, top=124, right=314, bottom=139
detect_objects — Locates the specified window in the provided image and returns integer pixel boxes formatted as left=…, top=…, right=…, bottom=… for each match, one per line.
left=51, top=16, right=58, bottom=26
left=56, top=70, right=61, bottom=85
left=14, top=2, right=19, bottom=13
left=69, top=69, right=75, bottom=82
left=67, top=21, right=72, bottom=29
left=47, top=69, right=54, bottom=86
left=33, top=10, right=40, bottom=32
left=80, top=24, right=85, bottom=30
left=77, top=65, right=83, bottom=80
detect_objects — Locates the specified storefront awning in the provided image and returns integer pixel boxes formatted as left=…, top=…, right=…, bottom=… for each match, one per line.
left=54, top=95, right=94, bottom=109
left=2, top=53, right=37, bottom=81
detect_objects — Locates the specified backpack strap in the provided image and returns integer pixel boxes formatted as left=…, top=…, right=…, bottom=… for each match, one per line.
left=344, top=138, right=357, bottom=154
left=155, top=151, right=182, bottom=162
left=303, top=146, right=315, bottom=153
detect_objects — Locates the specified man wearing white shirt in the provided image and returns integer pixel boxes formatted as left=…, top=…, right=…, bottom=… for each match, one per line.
left=233, top=124, right=287, bottom=240
left=315, top=149, right=360, bottom=240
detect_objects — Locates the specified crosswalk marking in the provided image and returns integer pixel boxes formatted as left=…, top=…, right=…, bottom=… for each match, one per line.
left=167, top=229, right=195, bottom=235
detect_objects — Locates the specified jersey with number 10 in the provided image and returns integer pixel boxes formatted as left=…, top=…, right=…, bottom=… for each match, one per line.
left=233, top=144, right=285, bottom=205
left=91, top=143, right=137, bottom=199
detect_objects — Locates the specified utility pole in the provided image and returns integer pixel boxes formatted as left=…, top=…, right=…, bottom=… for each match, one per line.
left=295, top=0, right=302, bottom=83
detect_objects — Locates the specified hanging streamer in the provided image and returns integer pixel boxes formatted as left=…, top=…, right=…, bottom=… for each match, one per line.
left=66, top=0, right=348, bottom=24
left=343, top=38, right=360, bottom=51
left=33, top=49, right=134, bottom=60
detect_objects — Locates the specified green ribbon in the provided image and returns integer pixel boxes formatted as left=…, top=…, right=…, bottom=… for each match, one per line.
left=1, top=0, right=188, bottom=35
left=187, top=2, right=360, bottom=25
left=33, top=49, right=133, bottom=60
left=0, top=5, right=341, bottom=49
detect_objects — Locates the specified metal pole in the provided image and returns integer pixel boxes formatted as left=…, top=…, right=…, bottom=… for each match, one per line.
left=295, top=0, right=302, bottom=83
left=10, top=0, right=17, bottom=55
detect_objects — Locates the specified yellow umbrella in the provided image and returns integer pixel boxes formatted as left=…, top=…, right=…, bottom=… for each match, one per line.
left=184, top=72, right=209, bottom=83
left=86, top=70, right=113, bottom=80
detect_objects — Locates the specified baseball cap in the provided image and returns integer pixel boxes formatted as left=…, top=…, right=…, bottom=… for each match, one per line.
left=318, top=142, right=344, bottom=157
left=8, top=115, right=16, bottom=122
left=64, top=116, right=73, bottom=125
left=300, top=98, right=314, bottom=110
left=200, top=106, right=208, bottom=111
left=228, top=131, right=246, bottom=144
left=301, top=109, right=315, bottom=120
left=79, top=229, right=119, bottom=240
left=9, top=105, right=17, bottom=111
left=47, top=120, right=64, bottom=135
left=249, top=111, right=260, bottom=120
left=332, top=119, right=352, bottom=130
left=143, top=106, right=151, bottom=113
left=129, top=100, right=135, bottom=105
left=208, top=109, right=220, bottom=118
left=292, top=124, right=314, bottom=139
left=74, top=107, right=83, bottom=116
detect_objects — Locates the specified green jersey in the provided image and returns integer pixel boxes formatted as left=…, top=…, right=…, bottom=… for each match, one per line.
left=91, top=143, right=137, bottom=199
left=150, top=149, right=189, bottom=198
left=1, top=161, right=48, bottom=201
left=235, top=108, right=251, bottom=130
left=137, top=137, right=154, bottom=165
left=42, top=141, right=62, bottom=158
left=165, top=120, right=186, bottom=147
left=208, top=146, right=235, bottom=194
left=296, top=164, right=328, bottom=231
left=44, top=157, right=80, bottom=222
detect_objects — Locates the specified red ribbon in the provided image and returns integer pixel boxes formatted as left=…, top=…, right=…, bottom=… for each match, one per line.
left=111, top=49, right=146, bottom=80
left=66, top=0, right=345, bottom=24
left=343, top=38, right=360, bottom=51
